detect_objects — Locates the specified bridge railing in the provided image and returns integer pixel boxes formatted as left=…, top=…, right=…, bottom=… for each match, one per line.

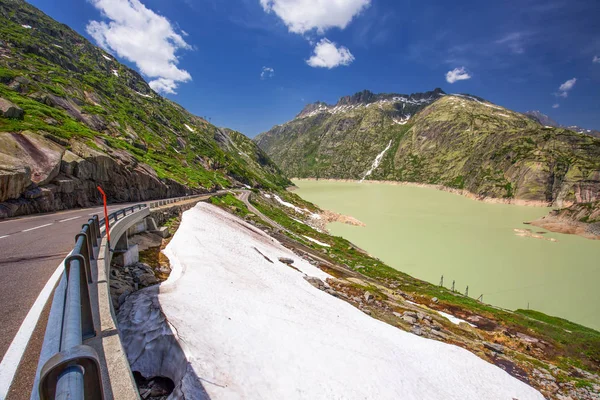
left=38, top=215, right=104, bottom=400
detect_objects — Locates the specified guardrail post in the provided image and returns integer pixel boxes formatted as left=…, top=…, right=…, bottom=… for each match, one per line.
left=81, top=225, right=95, bottom=260
left=91, top=215, right=101, bottom=243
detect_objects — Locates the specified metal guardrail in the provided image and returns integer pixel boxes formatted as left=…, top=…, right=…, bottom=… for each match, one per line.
left=36, top=194, right=206, bottom=399
left=148, top=194, right=206, bottom=209
left=39, top=215, right=103, bottom=400
left=98, top=204, right=147, bottom=231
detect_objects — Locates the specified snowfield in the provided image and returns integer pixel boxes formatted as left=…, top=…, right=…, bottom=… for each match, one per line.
left=121, top=203, right=544, bottom=400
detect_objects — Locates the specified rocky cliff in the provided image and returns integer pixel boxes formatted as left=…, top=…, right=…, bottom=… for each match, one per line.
left=0, top=0, right=289, bottom=218
left=256, top=92, right=600, bottom=206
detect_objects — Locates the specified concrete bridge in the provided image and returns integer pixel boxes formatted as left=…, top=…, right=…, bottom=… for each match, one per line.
left=0, top=193, right=225, bottom=399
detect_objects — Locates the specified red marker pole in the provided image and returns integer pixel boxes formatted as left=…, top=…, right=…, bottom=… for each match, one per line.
left=97, top=186, right=110, bottom=246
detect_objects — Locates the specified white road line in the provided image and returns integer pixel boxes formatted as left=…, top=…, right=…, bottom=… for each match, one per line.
left=58, top=216, right=80, bottom=223
left=21, top=223, right=53, bottom=233
left=0, top=254, right=68, bottom=398
left=0, top=235, right=9, bottom=239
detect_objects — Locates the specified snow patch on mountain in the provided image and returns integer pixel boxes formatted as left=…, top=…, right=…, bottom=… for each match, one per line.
left=361, top=140, right=393, bottom=182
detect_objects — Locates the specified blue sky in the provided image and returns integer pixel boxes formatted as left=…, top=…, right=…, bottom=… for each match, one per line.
left=29, top=0, right=600, bottom=136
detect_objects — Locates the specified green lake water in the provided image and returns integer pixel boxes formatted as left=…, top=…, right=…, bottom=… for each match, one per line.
left=294, top=180, right=600, bottom=331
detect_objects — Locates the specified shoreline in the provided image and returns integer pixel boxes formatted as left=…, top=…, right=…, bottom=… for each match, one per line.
left=290, top=178, right=555, bottom=208
left=530, top=216, right=600, bottom=241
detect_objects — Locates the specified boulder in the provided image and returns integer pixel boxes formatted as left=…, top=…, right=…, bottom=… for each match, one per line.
left=0, top=163, right=31, bottom=202
left=8, top=76, right=31, bottom=94
left=304, top=276, right=326, bottom=290
left=278, top=257, right=294, bottom=265
left=0, top=97, right=24, bottom=119
left=364, top=291, right=374, bottom=302
left=484, top=342, right=504, bottom=354
left=0, top=131, right=65, bottom=201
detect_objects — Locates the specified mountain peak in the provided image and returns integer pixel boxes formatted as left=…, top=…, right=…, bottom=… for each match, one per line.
left=295, top=88, right=446, bottom=119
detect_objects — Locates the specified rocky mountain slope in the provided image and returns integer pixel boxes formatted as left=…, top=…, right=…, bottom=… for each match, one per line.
left=0, top=0, right=289, bottom=218
left=525, top=111, right=600, bottom=139
left=256, top=91, right=600, bottom=206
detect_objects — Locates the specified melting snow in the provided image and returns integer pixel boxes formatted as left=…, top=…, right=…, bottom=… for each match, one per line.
left=53, top=44, right=63, bottom=49
left=102, top=54, right=112, bottom=61
left=360, top=140, right=393, bottom=182
left=273, top=195, right=308, bottom=214
left=263, top=193, right=272, bottom=199
left=135, top=91, right=152, bottom=98
left=496, top=113, right=510, bottom=118
left=121, top=204, right=545, bottom=400
left=184, top=123, right=195, bottom=132
left=111, top=69, right=119, bottom=77
left=21, top=24, right=32, bottom=29
left=451, top=94, right=503, bottom=110
left=437, top=311, right=477, bottom=327
left=302, top=235, right=331, bottom=247
left=393, top=115, right=411, bottom=125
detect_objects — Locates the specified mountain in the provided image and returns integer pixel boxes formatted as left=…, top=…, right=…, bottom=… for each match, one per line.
left=0, top=0, right=289, bottom=218
left=524, top=111, right=600, bottom=138
left=255, top=91, right=600, bottom=206
left=524, top=110, right=559, bottom=128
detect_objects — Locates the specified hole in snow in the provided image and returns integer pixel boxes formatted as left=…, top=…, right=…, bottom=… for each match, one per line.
left=133, top=372, right=175, bottom=399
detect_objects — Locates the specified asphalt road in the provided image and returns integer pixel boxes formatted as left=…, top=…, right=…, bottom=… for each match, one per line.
left=0, top=202, right=140, bottom=361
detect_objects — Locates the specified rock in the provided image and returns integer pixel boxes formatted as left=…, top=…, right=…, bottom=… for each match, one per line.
left=392, top=312, right=402, bottom=318
left=118, top=290, right=131, bottom=307
left=0, top=97, right=24, bottom=119
left=411, top=326, right=422, bottom=336
left=0, top=131, right=64, bottom=199
left=402, top=315, right=417, bottom=324
left=278, top=257, right=294, bottom=265
left=364, top=291, right=374, bottom=302
left=430, top=329, right=447, bottom=340
left=431, top=297, right=439, bottom=303
left=304, top=276, right=326, bottom=290
left=516, top=332, right=539, bottom=343
left=0, top=164, right=31, bottom=202
left=8, top=76, right=30, bottom=94
left=403, top=311, right=418, bottom=319
left=484, top=342, right=504, bottom=354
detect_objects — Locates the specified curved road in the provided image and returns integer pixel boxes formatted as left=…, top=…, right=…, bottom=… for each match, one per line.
left=0, top=201, right=149, bottom=399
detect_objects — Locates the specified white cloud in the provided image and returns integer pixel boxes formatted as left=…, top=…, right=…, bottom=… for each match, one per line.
left=86, top=0, right=192, bottom=95
left=260, top=0, right=371, bottom=34
left=556, top=78, right=576, bottom=98
left=552, top=103, right=559, bottom=109
left=495, top=32, right=526, bottom=54
left=261, top=66, right=275, bottom=79
left=445, top=67, right=471, bottom=84
left=593, top=55, right=600, bottom=64
left=306, top=39, right=354, bottom=69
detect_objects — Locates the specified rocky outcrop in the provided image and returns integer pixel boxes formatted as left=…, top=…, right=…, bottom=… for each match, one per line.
left=0, top=97, right=24, bottom=119
left=532, top=201, right=600, bottom=240
left=0, top=131, right=192, bottom=219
